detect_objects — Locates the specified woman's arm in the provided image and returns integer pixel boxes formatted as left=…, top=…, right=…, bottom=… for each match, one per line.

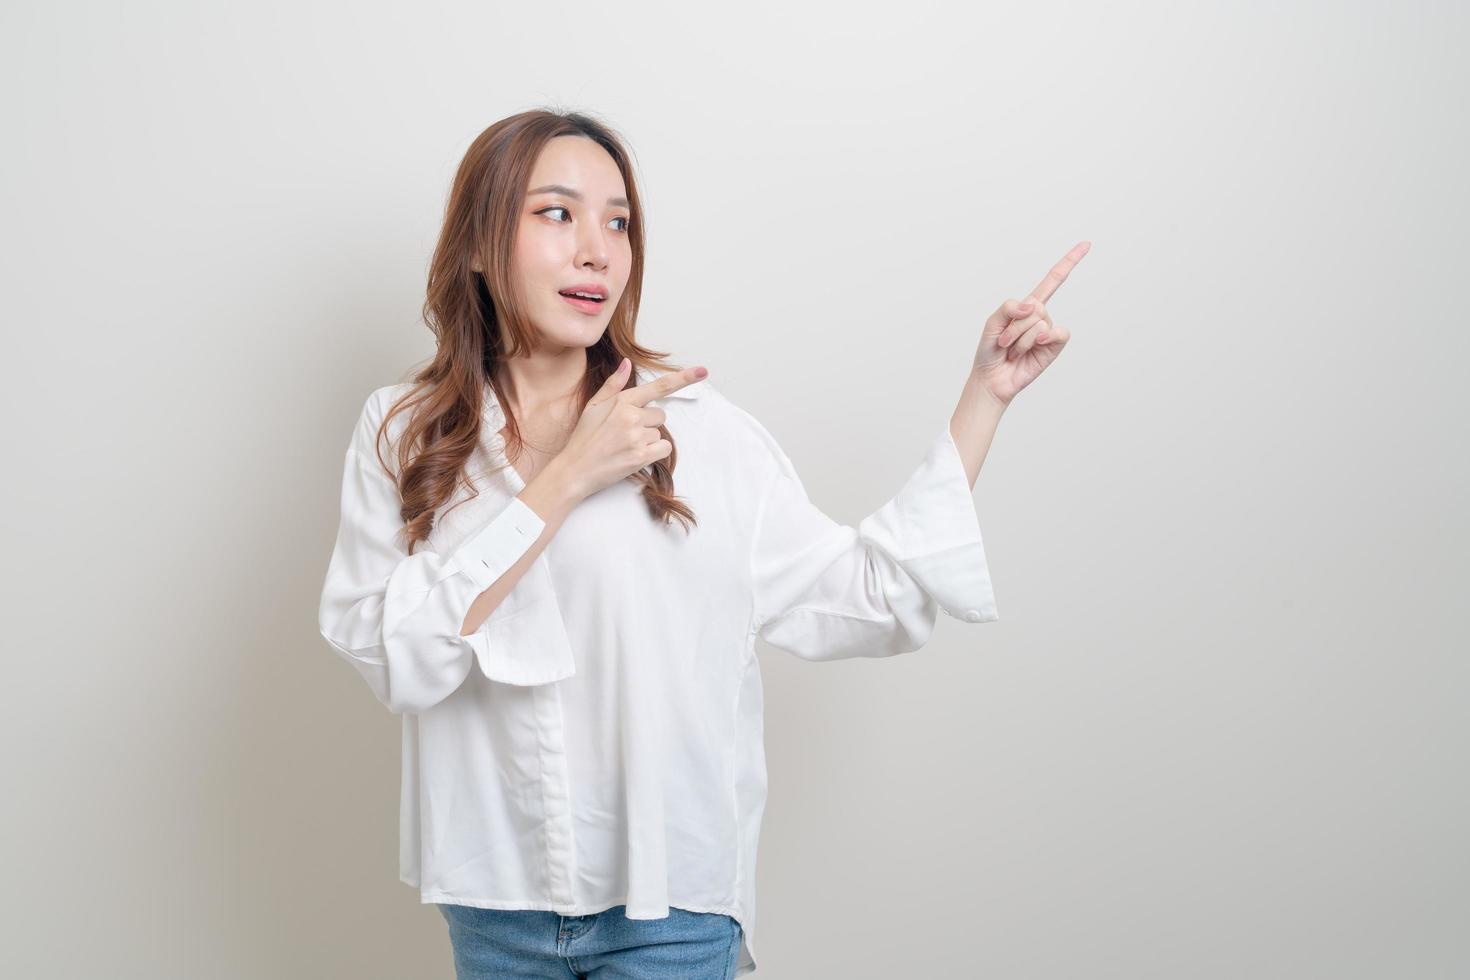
left=745, top=407, right=1000, bottom=662
left=948, top=372, right=1008, bottom=490
left=317, top=447, right=574, bottom=714
left=318, top=391, right=590, bottom=713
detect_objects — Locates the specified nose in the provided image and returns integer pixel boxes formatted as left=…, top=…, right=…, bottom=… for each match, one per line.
left=574, top=222, right=610, bottom=271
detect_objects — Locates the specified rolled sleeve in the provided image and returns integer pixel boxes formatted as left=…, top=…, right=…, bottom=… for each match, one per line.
left=749, top=423, right=999, bottom=662
left=857, top=424, right=999, bottom=625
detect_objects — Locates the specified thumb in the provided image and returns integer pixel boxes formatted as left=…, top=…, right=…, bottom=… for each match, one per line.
left=597, top=357, right=632, bottom=399
left=579, top=358, right=630, bottom=424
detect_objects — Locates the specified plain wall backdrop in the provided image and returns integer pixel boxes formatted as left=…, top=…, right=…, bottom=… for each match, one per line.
left=2, top=1, right=1465, bottom=977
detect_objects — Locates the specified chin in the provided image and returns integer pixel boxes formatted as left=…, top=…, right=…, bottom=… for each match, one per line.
left=537, top=322, right=609, bottom=351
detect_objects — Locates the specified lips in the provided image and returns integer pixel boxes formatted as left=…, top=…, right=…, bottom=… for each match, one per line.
left=557, top=283, right=607, bottom=302
left=558, top=290, right=607, bottom=315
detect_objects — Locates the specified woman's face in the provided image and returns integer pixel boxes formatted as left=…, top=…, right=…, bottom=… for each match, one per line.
left=509, top=135, right=633, bottom=352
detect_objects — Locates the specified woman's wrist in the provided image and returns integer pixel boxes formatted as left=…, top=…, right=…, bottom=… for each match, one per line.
left=962, top=370, right=1010, bottom=414
left=519, top=457, right=585, bottom=523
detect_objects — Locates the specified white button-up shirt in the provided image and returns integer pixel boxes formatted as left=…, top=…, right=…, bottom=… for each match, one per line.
left=317, top=365, right=1000, bottom=976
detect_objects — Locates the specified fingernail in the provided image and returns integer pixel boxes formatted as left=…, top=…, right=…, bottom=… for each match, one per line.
left=1018, top=301, right=1033, bottom=312
left=694, top=366, right=708, bottom=378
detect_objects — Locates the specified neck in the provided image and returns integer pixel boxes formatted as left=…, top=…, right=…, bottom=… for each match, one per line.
left=495, top=348, right=591, bottom=428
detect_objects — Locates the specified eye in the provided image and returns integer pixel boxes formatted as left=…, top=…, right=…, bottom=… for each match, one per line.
left=535, top=206, right=631, bottom=233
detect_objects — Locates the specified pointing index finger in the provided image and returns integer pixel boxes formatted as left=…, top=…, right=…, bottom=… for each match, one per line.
left=1027, top=240, right=1091, bottom=303
left=625, top=365, right=708, bottom=406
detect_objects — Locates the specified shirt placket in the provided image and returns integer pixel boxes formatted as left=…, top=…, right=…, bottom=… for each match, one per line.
left=531, top=679, right=577, bottom=904
left=489, top=423, right=578, bottom=905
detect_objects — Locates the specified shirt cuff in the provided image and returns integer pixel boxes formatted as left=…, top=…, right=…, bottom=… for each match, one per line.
left=450, top=494, right=546, bottom=590
left=448, top=495, right=578, bottom=686
left=861, top=424, right=1000, bottom=624
left=460, top=556, right=579, bottom=685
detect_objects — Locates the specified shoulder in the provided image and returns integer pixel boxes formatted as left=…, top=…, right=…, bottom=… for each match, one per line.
left=360, top=382, right=417, bottom=433
left=344, top=382, right=419, bottom=467
left=364, top=382, right=417, bottom=421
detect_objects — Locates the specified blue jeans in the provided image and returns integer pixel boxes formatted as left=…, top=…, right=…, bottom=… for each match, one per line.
left=437, top=903, right=743, bottom=980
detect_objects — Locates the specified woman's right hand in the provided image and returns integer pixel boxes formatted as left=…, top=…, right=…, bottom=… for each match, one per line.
left=554, top=358, right=708, bottom=501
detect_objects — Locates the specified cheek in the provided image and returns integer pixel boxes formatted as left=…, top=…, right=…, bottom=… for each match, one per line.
left=511, top=233, right=559, bottom=290
left=610, top=240, right=634, bottom=285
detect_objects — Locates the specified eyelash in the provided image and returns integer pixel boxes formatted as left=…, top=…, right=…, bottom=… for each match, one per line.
left=537, top=206, right=630, bottom=232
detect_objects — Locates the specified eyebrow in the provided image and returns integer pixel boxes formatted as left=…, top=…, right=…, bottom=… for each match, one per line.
left=528, top=184, right=630, bottom=208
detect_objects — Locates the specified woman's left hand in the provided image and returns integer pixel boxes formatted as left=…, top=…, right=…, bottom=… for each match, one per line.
left=972, top=241, right=1091, bottom=407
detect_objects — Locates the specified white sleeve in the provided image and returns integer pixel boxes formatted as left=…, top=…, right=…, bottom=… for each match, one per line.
left=749, top=424, right=999, bottom=662
left=317, top=394, right=576, bottom=713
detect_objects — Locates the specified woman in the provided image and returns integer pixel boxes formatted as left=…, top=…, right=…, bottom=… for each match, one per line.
left=317, top=108, right=1088, bottom=979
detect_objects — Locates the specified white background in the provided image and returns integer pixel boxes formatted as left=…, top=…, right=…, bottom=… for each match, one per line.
left=1, top=1, right=1465, bottom=976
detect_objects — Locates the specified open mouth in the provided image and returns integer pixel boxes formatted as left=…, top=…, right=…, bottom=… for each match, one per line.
left=558, top=289, right=607, bottom=314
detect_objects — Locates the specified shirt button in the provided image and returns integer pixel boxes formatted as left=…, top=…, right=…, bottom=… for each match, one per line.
left=964, top=609, right=983, bottom=622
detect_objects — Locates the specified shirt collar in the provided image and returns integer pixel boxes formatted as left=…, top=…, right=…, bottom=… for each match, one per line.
left=482, top=364, right=705, bottom=427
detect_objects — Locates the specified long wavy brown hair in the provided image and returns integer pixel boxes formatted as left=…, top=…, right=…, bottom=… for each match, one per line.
left=371, top=109, right=696, bottom=554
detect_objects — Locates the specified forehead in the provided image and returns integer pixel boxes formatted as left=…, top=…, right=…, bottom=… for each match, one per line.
left=528, top=135, right=625, bottom=195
